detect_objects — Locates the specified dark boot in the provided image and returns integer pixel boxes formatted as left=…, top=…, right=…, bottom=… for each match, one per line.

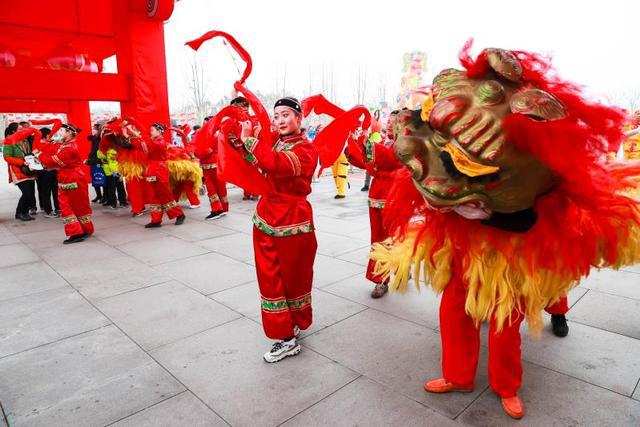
left=63, top=234, right=86, bottom=245
left=551, top=314, right=569, bottom=337
left=175, top=214, right=186, bottom=225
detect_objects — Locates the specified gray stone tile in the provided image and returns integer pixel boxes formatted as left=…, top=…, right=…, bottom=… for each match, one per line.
left=96, top=281, right=240, bottom=350
left=0, top=243, right=39, bottom=268
left=154, top=252, right=255, bottom=295
left=196, top=232, right=254, bottom=262
left=212, top=212, right=254, bottom=234
left=623, top=264, right=640, bottom=274
left=634, top=381, right=640, bottom=401
left=283, top=376, right=458, bottom=427
left=569, top=289, right=640, bottom=339
left=336, top=245, right=371, bottom=266
left=37, top=238, right=123, bottom=267
left=0, top=326, right=185, bottom=427
left=0, top=261, right=69, bottom=301
left=0, top=226, right=20, bottom=246
left=313, top=254, right=364, bottom=287
left=300, top=289, right=368, bottom=337
left=208, top=281, right=260, bottom=319
left=459, top=360, right=640, bottom=426
left=323, top=274, right=441, bottom=330
left=0, top=287, right=110, bottom=358
left=95, top=223, right=167, bottom=246
left=111, top=391, right=227, bottom=427
left=49, top=254, right=169, bottom=301
left=580, top=268, right=640, bottom=300
left=151, top=318, right=359, bottom=426
left=15, top=227, right=66, bottom=249
left=567, top=285, right=588, bottom=308
left=117, top=236, right=208, bottom=265
left=303, top=309, right=489, bottom=418
left=313, top=215, right=369, bottom=237
left=4, top=216, right=62, bottom=235
left=163, top=220, right=237, bottom=242
left=522, top=321, right=640, bottom=395
left=315, top=231, right=369, bottom=257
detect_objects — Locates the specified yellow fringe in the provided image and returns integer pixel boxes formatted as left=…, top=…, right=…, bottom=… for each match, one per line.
left=168, top=159, right=203, bottom=198
left=371, top=222, right=640, bottom=335
left=119, top=161, right=146, bottom=180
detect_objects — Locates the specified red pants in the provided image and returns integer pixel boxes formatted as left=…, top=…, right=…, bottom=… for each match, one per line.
left=59, top=182, right=94, bottom=237
left=253, top=228, right=317, bottom=340
left=148, top=180, right=184, bottom=223
left=126, top=177, right=147, bottom=214
left=172, top=181, right=200, bottom=206
left=439, top=265, right=524, bottom=398
left=545, top=296, right=569, bottom=315
left=366, top=207, right=388, bottom=284
left=203, top=169, right=228, bottom=212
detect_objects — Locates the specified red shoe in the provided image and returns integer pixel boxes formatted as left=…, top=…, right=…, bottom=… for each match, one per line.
left=501, top=395, right=525, bottom=419
left=424, top=378, right=474, bottom=393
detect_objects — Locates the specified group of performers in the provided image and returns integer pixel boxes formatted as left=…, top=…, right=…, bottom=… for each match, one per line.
left=3, top=30, right=640, bottom=421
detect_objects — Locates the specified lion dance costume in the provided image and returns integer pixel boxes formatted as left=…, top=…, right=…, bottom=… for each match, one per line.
left=371, top=43, right=640, bottom=419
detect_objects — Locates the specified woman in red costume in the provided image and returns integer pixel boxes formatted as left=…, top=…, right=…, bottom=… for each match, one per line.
left=239, top=97, right=319, bottom=363
left=194, top=115, right=229, bottom=220
left=34, top=124, right=94, bottom=244
left=346, top=110, right=403, bottom=298
left=120, top=122, right=185, bottom=228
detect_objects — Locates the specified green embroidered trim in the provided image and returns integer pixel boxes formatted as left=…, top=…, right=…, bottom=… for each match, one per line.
left=209, top=195, right=220, bottom=202
left=244, top=153, right=257, bottom=164
left=149, top=204, right=162, bottom=212
left=78, top=215, right=91, bottom=223
left=252, top=213, right=313, bottom=237
left=260, top=293, right=312, bottom=313
left=62, top=215, right=78, bottom=225
left=146, top=176, right=157, bottom=182
left=365, top=139, right=374, bottom=163
left=201, top=163, right=217, bottom=170
left=244, top=137, right=258, bottom=153
left=162, top=200, right=177, bottom=210
left=59, top=182, right=78, bottom=190
left=368, top=198, right=386, bottom=209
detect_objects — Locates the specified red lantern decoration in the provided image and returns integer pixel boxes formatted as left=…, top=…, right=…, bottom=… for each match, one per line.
left=47, top=45, right=85, bottom=71
left=0, top=46, right=16, bottom=67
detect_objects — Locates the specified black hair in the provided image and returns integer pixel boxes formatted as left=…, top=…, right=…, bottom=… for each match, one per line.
left=4, top=122, right=19, bottom=137
left=40, top=127, right=51, bottom=139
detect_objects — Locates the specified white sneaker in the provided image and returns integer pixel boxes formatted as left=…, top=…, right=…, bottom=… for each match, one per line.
left=263, top=338, right=301, bottom=363
left=293, top=325, right=300, bottom=337
left=189, top=204, right=201, bottom=209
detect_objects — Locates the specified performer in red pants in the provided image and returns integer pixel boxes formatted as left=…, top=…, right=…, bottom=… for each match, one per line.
left=34, top=124, right=94, bottom=244
left=194, top=116, right=228, bottom=220
left=120, top=123, right=185, bottom=227
left=346, top=110, right=402, bottom=298
left=240, top=97, right=318, bottom=363
left=545, top=296, right=569, bottom=337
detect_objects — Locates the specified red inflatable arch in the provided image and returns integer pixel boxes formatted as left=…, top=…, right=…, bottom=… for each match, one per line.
left=0, top=0, right=176, bottom=156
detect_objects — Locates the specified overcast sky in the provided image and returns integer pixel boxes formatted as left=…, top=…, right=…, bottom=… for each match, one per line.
left=157, top=0, right=639, bottom=112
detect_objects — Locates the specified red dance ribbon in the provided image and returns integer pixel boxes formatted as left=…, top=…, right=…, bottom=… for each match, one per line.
left=30, top=118, right=62, bottom=140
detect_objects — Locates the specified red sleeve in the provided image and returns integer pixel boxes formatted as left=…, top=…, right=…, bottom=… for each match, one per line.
left=373, top=143, right=402, bottom=171
left=345, top=135, right=367, bottom=169
left=39, top=145, right=77, bottom=169
left=249, top=138, right=318, bottom=178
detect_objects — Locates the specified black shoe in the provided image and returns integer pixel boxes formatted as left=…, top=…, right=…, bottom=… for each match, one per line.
left=15, top=212, right=34, bottom=221
left=360, top=186, right=369, bottom=192
left=63, top=234, right=86, bottom=245
left=144, top=222, right=162, bottom=228
left=120, top=202, right=129, bottom=208
left=175, top=215, right=186, bottom=225
left=242, top=196, right=250, bottom=200
left=334, top=195, right=346, bottom=199
left=551, top=314, right=569, bottom=337
left=92, top=197, right=101, bottom=203
left=205, top=211, right=221, bottom=220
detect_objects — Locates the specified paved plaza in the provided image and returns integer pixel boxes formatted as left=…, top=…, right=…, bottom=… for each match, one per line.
left=0, top=166, right=639, bottom=427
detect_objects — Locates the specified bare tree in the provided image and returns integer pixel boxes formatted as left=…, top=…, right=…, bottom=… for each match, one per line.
left=610, top=88, right=640, bottom=112
left=187, top=55, right=212, bottom=124
left=355, top=65, right=367, bottom=105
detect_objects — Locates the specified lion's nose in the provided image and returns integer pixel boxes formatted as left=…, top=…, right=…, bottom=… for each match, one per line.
left=394, top=136, right=428, bottom=181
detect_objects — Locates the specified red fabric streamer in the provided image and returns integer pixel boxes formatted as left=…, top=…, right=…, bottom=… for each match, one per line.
left=30, top=118, right=62, bottom=140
